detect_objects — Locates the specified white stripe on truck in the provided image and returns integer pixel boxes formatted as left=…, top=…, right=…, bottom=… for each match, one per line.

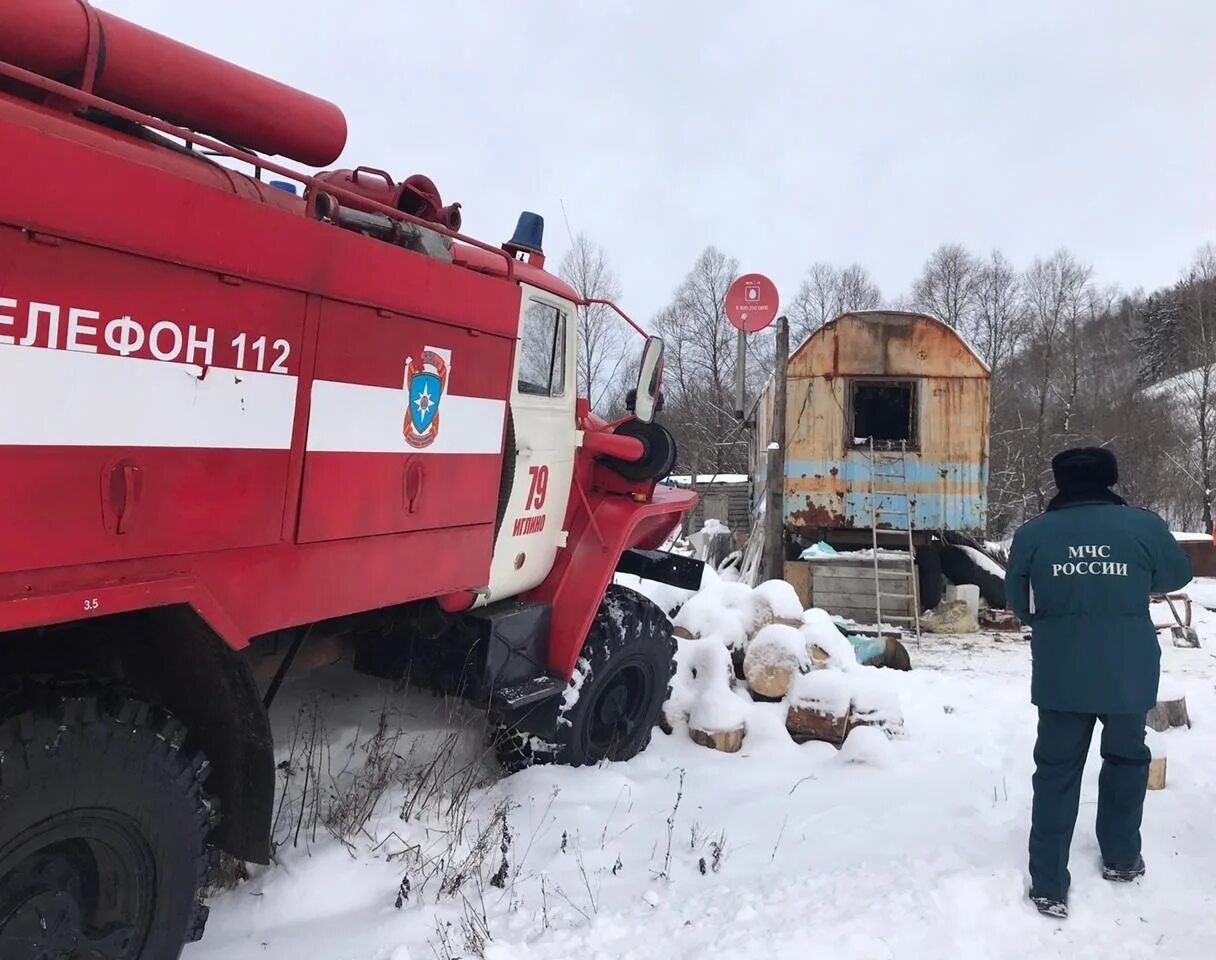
left=0, top=343, right=297, bottom=449
left=305, top=378, right=505, bottom=455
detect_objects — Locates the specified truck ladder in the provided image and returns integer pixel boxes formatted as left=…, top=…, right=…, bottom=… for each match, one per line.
left=867, top=438, right=922, bottom=643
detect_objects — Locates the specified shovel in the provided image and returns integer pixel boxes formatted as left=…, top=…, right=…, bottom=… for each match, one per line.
left=1153, top=593, right=1200, bottom=648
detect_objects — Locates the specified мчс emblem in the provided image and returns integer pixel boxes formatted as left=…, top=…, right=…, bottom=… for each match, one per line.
left=402, top=347, right=450, bottom=448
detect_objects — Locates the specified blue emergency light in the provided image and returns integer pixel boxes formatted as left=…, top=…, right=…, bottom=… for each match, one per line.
left=507, top=211, right=544, bottom=254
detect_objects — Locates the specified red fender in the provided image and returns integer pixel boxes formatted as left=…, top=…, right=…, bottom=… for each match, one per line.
left=529, top=483, right=696, bottom=679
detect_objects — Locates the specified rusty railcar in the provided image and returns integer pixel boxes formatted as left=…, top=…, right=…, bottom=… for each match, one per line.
left=753, top=310, right=991, bottom=548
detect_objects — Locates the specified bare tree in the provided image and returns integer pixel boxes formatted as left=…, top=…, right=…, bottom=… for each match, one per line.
left=912, top=243, right=980, bottom=329
left=1019, top=249, right=1092, bottom=509
left=1168, top=244, right=1216, bottom=528
left=558, top=234, right=625, bottom=409
left=968, top=250, right=1024, bottom=375
left=654, top=247, right=744, bottom=472
left=837, top=265, right=883, bottom=313
left=788, top=263, right=839, bottom=341
left=788, top=262, right=882, bottom=345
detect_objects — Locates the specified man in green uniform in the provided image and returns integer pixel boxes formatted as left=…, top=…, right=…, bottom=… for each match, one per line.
left=1006, top=447, right=1193, bottom=919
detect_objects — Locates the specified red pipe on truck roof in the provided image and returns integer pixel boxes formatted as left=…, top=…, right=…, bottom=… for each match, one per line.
left=0, top=0, right=347, bottom=166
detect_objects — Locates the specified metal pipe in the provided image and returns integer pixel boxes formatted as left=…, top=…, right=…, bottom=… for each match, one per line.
left=581, top=431, right=647, bottom=462
left=735, top=328, right=746, bottom=420
left=582, top=298, right=648, bottom=338
left=333, top=207, right=452, bottom=262
left=0, top=58, right=517, bottom=280
left=0, top=0, right=348, bottom=166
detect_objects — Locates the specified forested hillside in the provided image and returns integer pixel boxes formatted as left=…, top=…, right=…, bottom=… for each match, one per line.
left=564, top=239, right=1216, bottom=536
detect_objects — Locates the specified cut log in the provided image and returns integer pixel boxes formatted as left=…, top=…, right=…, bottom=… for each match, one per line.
left=848, top=687, right=905, bottom=738
left=1146, top=697, right=1190, bottom=733
left=744, top=596, right=804, bottom=648
left=1147, top=756, right=1167, bottom=791
left=785, top=704, right=851, bottom=745
left=745, top=661, right=797, bottom=700
left=743, top=624, right=809, bottom=699
left=689, top=725, right=745, bottom=753
left=786, top=670, right=853, bottom=744
left=673, top=625, right=696, bottom=641
left=978, top=607, right=1022, bottom=632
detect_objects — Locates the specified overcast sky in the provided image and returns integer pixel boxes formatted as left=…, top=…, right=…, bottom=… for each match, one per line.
left=104, top=0, right=1215, bottom=324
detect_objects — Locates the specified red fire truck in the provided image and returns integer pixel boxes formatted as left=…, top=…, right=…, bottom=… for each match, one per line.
left=0, top=3, right=701, bottom=956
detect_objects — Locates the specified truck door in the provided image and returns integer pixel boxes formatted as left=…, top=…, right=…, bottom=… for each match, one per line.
left=479, top=287, right=578, bottom=604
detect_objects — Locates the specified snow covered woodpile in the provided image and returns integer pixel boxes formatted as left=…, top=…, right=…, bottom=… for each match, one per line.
left=664, top=574, right=908, bottom=754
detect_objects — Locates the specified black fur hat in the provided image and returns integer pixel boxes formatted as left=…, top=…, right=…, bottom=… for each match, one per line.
left=1051, top=446, right=1118, bottom=492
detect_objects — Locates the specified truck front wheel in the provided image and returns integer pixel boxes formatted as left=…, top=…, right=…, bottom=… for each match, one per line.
left=0, top=683, right=215, bottom=959
left=496, top=586, right=676, bottom=770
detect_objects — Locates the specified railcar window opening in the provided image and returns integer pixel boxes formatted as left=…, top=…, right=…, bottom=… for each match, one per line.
left=848, top=379, right=919, bottom=451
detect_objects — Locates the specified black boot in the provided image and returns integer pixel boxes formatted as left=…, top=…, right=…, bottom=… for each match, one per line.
left=1102, top=856, right=1145, bottom=882
left=1030, top=894, right=1068, bottom=919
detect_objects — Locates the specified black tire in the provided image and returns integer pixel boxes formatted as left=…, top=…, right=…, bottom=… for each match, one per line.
left=0, top=682, right=215, bottom=959
left=916, top=543, right=944, bottom=611
left=941, top=543, right=1007, bottom=609
left=494, top=586, right=676, bottom=770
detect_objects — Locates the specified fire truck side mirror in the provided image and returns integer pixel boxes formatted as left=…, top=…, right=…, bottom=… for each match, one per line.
left=634, top=336, right=664, bottom=424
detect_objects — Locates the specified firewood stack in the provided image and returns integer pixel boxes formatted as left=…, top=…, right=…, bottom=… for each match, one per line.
left=674, top=579, right=906, bottom=755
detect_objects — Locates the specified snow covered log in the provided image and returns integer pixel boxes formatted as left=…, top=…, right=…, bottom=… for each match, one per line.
left=1146, top=697, right=1190, bottom=733
left=689, top=725, right=745, bottom=753
left=786, top=704, right=850, bottom=745
left=685, top=639, right=748, bottom=753
left=1148, top=757, right=1167, bottom=790
left=977, top=607, right=1022, bottom=631
left=785, top=670, right=852, bottom=745
left=743, top=623, right=813, bottom=699
left=751, top=579, right=807, bottom=634
left=1147, top=682, right=1189, bottom=732
left=672, top=580, right=754, bottom=650
left=848, top=685, right=904, bottom=738
left=1146, top=728, right=1167, bottom=790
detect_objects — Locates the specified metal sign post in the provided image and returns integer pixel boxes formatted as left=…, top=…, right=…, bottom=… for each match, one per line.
left=735, top=328, right=747, bottom=420
left=765, top=315, right=789, bottom=582
left=725, top=273, right=779, bottom=421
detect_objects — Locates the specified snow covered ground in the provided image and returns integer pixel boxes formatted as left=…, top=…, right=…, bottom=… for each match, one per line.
left=186, top=599, right=1216, bottom=960
left=1183, top=577, right=1216, bottom=611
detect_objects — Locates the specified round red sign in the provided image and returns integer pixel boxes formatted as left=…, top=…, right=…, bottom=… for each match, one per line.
left=725, top=273, right=779, bottom=333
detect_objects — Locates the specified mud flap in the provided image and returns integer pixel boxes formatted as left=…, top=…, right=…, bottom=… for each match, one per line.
left=616, top=548, right=704, bottom=591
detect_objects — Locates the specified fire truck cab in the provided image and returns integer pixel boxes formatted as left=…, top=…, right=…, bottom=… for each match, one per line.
left=0, top=3, right=701, bottom=957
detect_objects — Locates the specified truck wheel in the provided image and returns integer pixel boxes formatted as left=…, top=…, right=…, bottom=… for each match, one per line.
left=0, top=683, right=215, bottom=959
left=495, top=586, right=676, bottom=770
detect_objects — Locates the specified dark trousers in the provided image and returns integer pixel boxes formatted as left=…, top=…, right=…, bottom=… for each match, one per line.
left=1028, top=708, right=1150, bottom=900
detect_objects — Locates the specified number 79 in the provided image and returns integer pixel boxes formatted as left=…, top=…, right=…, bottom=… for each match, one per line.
left=526, top=465, right=549, bottom=510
